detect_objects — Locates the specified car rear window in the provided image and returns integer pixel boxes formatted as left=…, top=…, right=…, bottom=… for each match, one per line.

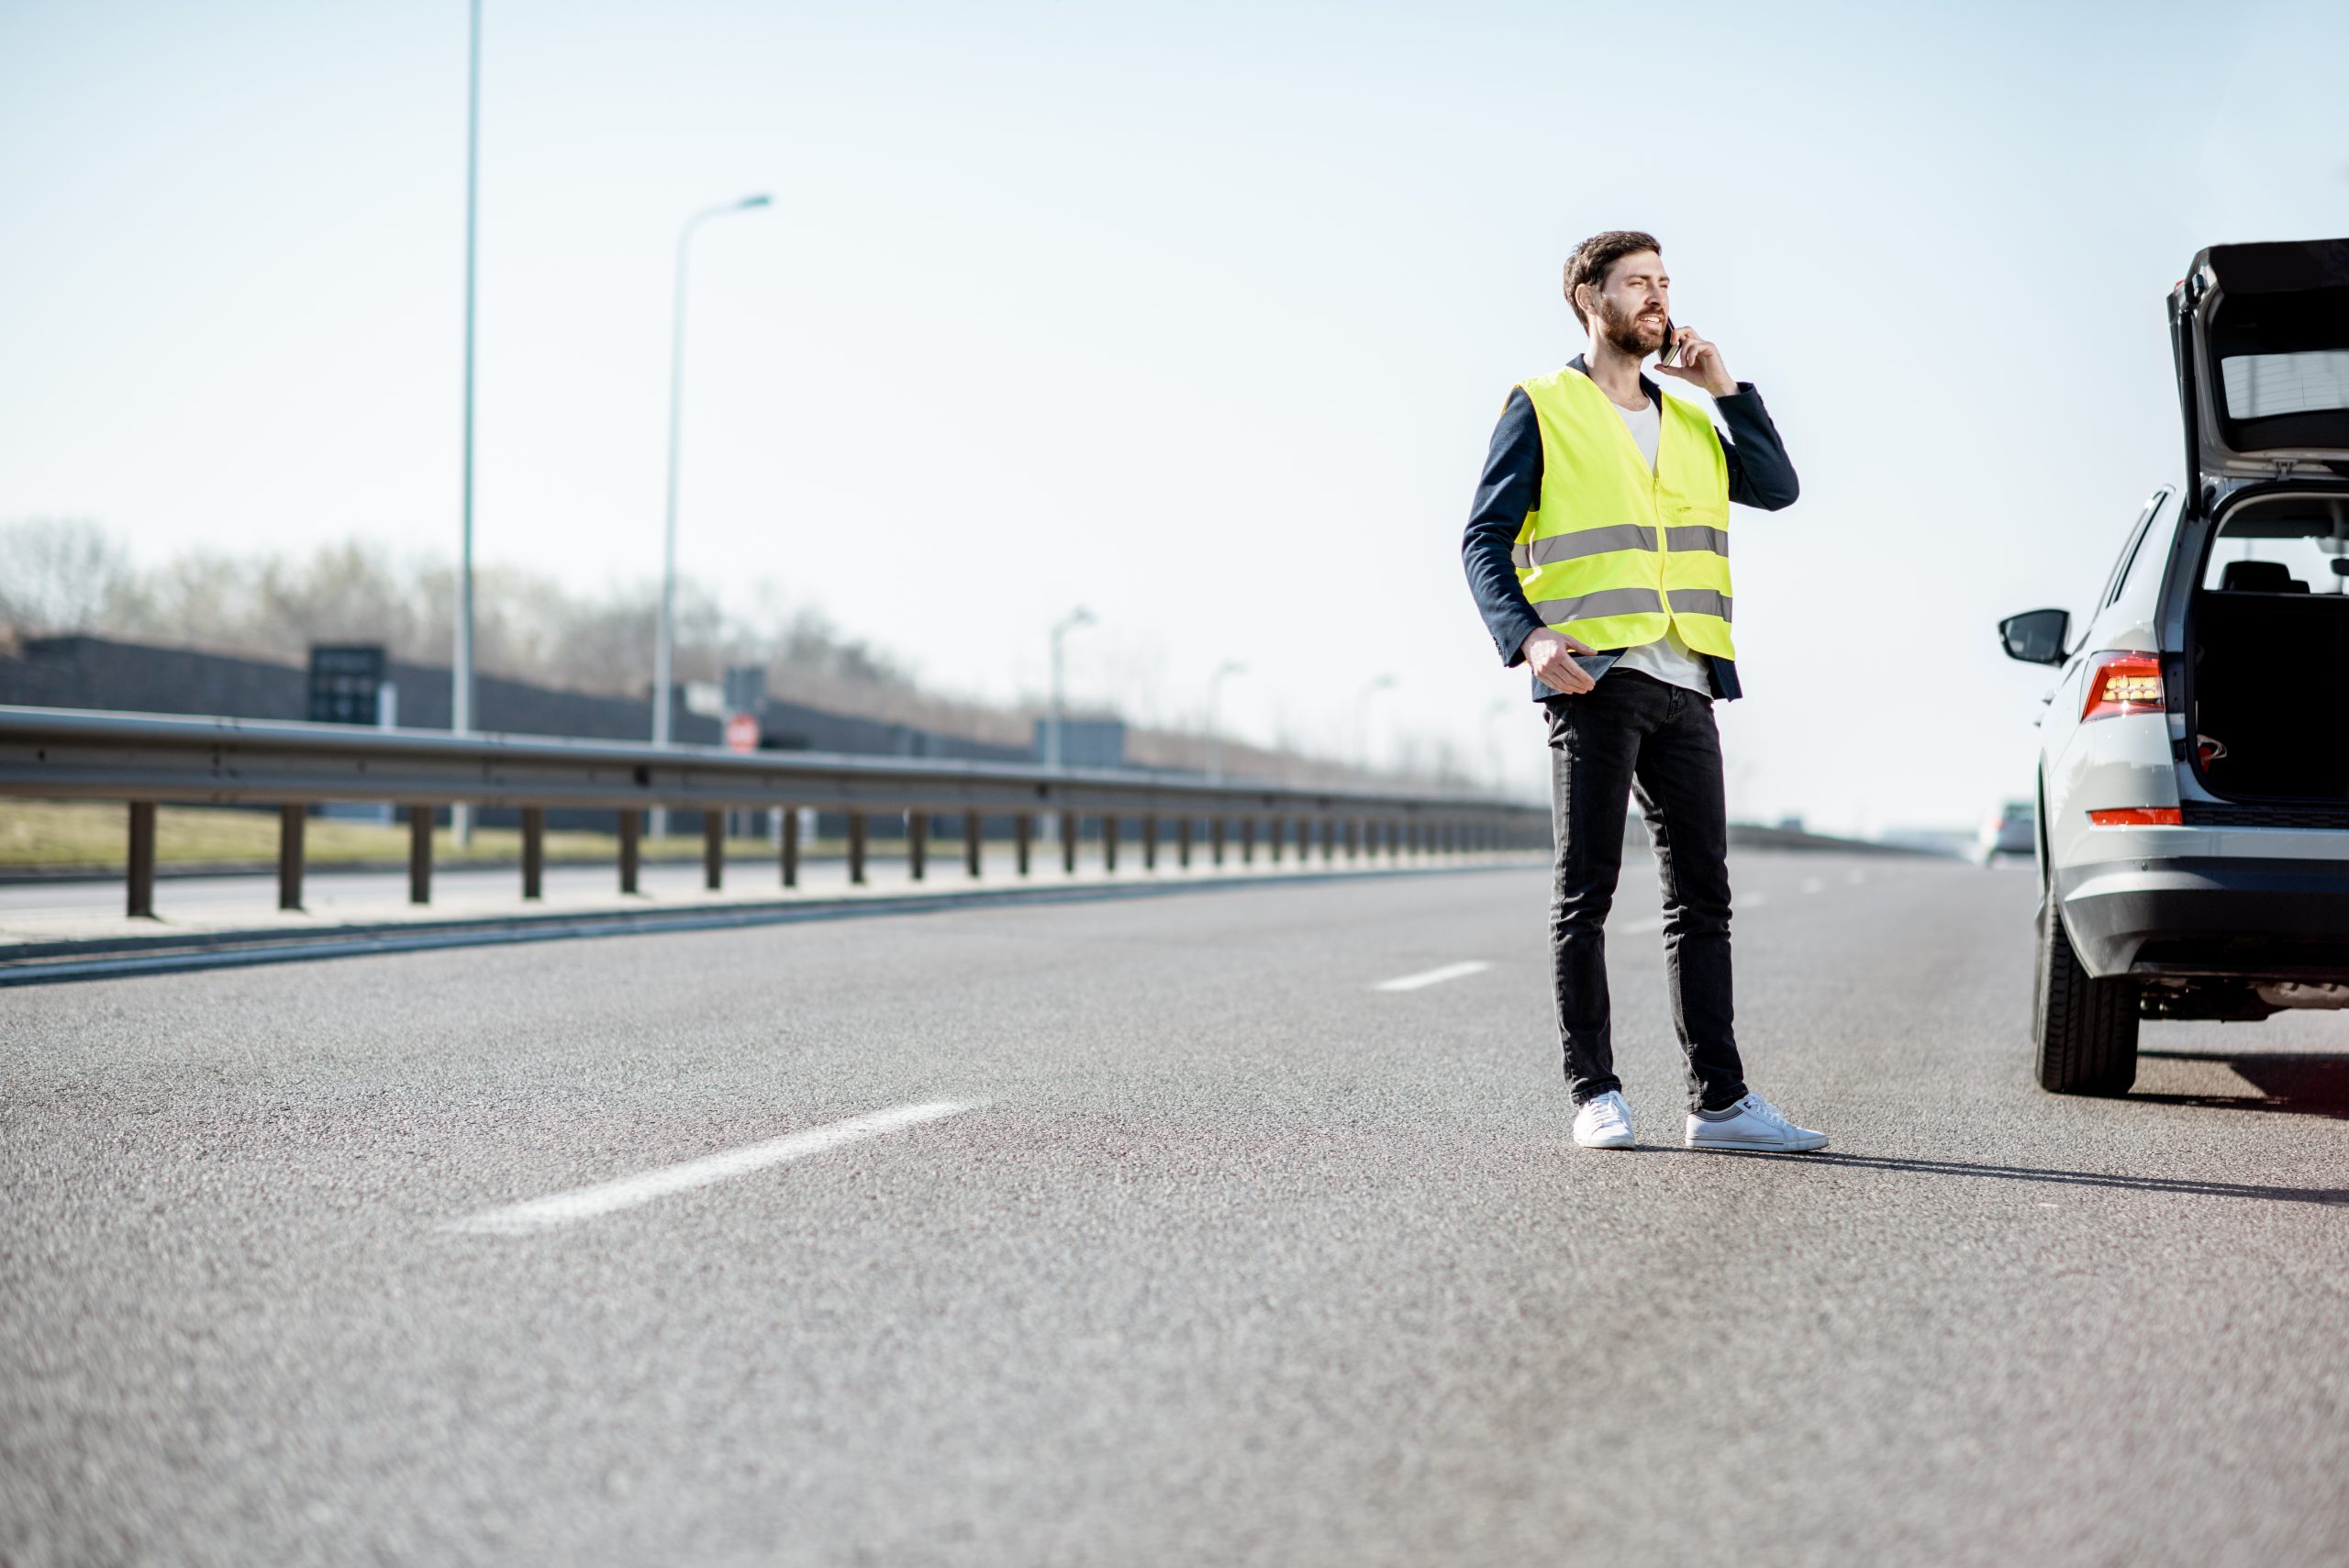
left=2221, top=350, right=2349, bottom=419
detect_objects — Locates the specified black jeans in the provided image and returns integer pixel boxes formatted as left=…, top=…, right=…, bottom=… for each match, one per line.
left=1543, top=668, right=1748, bottom=1113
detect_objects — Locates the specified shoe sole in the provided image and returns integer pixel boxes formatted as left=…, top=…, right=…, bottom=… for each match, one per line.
left=1683, top=1133, right=1829, bottom=1153
left=1575, top=1132, right=1637, bottom=1150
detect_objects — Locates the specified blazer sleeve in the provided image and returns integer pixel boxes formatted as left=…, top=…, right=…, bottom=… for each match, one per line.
left=1712, top=384, right=1798, bottom=510
left=1463, top=387, right=1548, bottom=668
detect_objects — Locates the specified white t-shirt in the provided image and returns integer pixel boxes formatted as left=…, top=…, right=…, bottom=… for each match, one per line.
left=1598, top=388, right=1714, bottom=696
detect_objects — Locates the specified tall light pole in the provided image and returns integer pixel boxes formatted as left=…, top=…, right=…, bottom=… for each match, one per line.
left=451, top=0, right=483, bottom=846
left=1355, top=673, right=1396, bottom=773
left=1045, top=606, right=1096, bottom=771
left=1205, top=660, right=1247, bottom=784
left=650, top=192, right=769, bottom=837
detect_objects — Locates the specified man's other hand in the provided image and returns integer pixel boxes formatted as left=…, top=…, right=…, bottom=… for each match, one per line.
left=1521, top=627, right=1598, bottom=695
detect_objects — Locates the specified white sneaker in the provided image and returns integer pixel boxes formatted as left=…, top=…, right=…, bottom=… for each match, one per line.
left=1571, top=1090, right=1636, bottom=1150
left=1684, top=1093, right=1828, bottom=1153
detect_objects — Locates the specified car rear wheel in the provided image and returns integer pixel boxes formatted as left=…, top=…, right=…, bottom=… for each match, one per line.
left=2032, top=899, right=2140, bottom=1095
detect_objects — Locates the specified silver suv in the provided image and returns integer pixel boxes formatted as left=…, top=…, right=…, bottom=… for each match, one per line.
left=1999, top=236, right=2349, bottom=1095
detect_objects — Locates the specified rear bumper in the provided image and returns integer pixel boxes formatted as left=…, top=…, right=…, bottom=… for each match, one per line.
left=2057, top=855, right=2349, bottom=979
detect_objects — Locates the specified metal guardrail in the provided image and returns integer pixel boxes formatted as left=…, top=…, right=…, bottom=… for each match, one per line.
left=0, top=706, right=1550, bottom=918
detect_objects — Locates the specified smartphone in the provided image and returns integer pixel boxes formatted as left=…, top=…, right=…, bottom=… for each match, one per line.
left=1656, top=317, right=1679, bottom=367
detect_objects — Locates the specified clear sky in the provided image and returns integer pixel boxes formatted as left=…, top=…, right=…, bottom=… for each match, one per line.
left=4, top=0, right=2345, bottom=829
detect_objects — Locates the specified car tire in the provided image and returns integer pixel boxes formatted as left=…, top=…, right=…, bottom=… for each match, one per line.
left=2032, top=898, right=2139, bottom=1095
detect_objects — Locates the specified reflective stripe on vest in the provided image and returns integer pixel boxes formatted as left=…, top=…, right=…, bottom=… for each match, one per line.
left=1509, top=366, right=1736, bottom=661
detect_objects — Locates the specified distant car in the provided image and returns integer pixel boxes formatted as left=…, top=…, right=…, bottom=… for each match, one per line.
left=1975, top=800, right=2035, bottom=863
left=1999, top=236, right=2349, bottom=1096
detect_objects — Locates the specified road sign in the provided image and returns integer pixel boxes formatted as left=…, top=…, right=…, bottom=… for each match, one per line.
left=307, top=645, right=386, bottom=726
left=725, top=713, right=760, bottom=753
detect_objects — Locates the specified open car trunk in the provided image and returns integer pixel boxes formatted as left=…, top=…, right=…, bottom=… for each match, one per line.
left=2190, top=490, right=2349, bottom=800
left=2171, top=240, right=2349, bottom=802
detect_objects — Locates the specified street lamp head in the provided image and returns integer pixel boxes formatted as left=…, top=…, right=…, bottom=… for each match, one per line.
left=739, top=194, right=773, bottom=209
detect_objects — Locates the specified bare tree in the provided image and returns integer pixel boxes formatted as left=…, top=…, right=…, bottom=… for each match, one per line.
left=0, top=517, right=131, bottom=634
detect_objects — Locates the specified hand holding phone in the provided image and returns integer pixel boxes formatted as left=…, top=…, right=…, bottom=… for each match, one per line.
left=1653, top=325, right=1738, bottom=395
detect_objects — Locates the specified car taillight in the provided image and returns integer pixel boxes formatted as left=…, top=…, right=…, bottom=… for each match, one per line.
left=2088, top=807, right=2182, bottom=826
left=2082, top=652, right=2164, bottom=721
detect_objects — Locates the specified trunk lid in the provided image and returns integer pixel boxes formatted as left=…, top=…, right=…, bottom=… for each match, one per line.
left=2170, top=238, right=2349, bottom=489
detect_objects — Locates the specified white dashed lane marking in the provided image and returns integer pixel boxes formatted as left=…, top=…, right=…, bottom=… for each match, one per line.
left=1373, top=961, right=1493, bottom=993
left=444, top=1100, right=980, bottom=1234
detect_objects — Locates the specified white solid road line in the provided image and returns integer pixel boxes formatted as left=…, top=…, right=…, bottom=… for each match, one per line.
left=1374, top=960, right=1492, bottom=993
left=444, top=1100, right=980, bottom=1235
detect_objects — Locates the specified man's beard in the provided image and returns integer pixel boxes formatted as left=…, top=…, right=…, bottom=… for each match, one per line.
left=1596, top=298, right=1664, bottom=359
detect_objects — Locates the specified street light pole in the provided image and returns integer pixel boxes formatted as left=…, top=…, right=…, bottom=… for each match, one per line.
left=1205, top=659, right=1247, bottom=784
left=1045, top=606, right=1096, bottom=772
left=451, top=0, right=482, bottom=846
left=1355, top=673, right=1397, bottom=773
left=650, top=192, right=769, bottom=838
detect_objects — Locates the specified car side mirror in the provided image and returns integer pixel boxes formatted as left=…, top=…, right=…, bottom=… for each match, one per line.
left=1998, top=608, right=2070, bottom=666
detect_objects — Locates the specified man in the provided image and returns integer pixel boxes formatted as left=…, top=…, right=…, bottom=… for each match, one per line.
left=1461, top=229, right=1827, bottom=1153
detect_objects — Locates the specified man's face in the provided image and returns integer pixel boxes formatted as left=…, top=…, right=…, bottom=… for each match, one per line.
left=1583, top=250, right=1669, bottom=357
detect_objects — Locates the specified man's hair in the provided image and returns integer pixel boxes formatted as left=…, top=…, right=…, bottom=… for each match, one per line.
left=1563, top=230, right=1662, bottom=328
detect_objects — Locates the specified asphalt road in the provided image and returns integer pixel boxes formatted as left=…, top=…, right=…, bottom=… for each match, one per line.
left=4, top=851, right=2345, bottom=1567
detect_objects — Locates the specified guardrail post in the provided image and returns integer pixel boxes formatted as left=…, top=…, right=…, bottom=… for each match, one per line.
left=1322, top=817, right=1337, bottom=863
left=1141, top=815, right=1158, bottom=871
left=1176, top=817, right=1193, bottom=870
left=1267, top=816, right=1284, bottom=865
left=1061, top=811, right=1078, bottom=875
left=407, top=805, right=433, bottom=904
left=1014, top=813, right=1032, bottom=876
left=848, top=812, right=868, bottom=884
left=908, top=810, right=928, bottom=881
left=703, top=811, right=724, bottom=891
left=520, top=806, right=545, bottom=900
left=1389, top=820, right=1402, bottom=862
left=619, top=808, right=642, bottom=893
left=127, top=801, right=157, bottom=918
left=277, top=804, right=305, bottom=911
left=963, top=810, right=982, bottom=878
left=780, top=807, right=799, bottom=887
left=1345, top=818, right=1360, bottom=862
left=1103, top=815, right=1119, bottom=873
left=1241, top=817, right=1256, bottom=865
left=1210, top=817, right=1226, bottom=867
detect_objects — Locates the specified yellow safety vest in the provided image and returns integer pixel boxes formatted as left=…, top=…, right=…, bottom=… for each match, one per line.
left=1511, top=365, right=1735, bottom=661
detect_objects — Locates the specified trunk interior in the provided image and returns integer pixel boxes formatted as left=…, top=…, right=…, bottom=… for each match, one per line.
left=2190, top=492, right=2349, bottom=800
